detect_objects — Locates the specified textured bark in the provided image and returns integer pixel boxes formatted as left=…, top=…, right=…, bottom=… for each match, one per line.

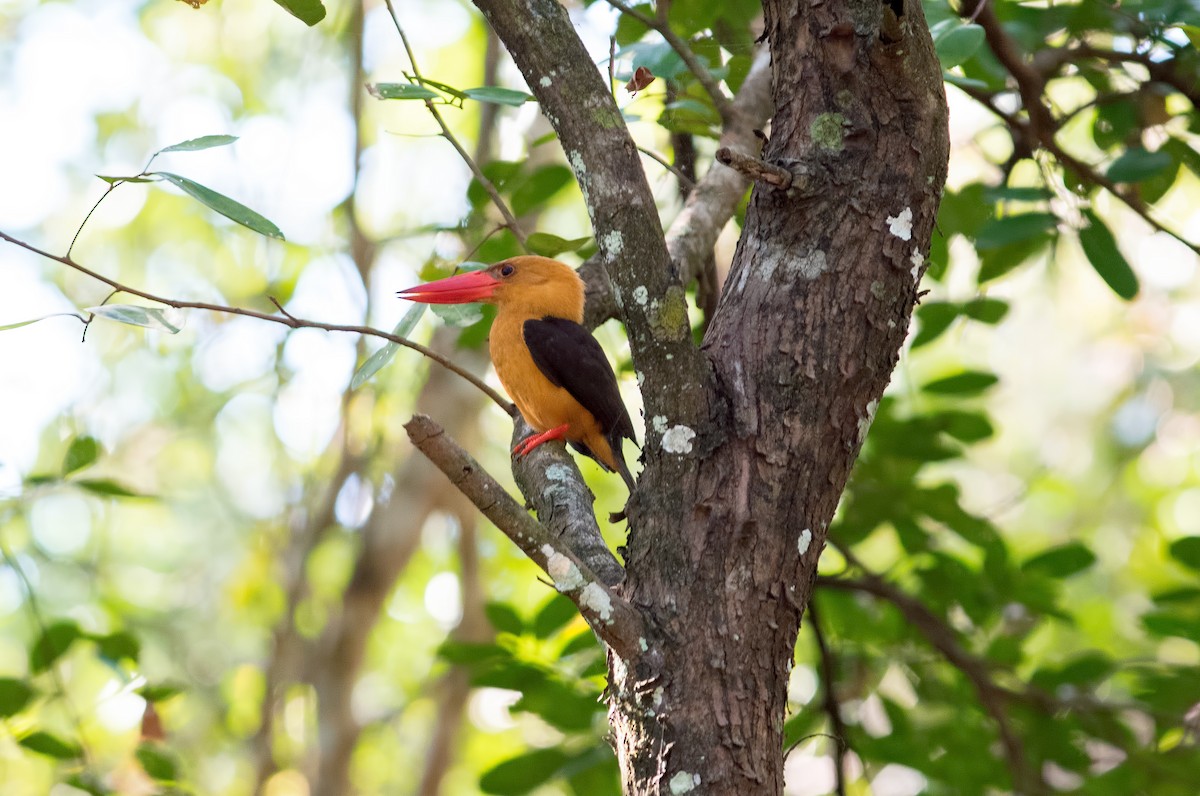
left=610, top=1, right=949, bottom=792
left=456, top=0, right=948, bottom=793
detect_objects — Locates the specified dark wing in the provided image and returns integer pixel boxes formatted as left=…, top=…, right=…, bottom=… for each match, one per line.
left=523, top=317, right=637, bottom=452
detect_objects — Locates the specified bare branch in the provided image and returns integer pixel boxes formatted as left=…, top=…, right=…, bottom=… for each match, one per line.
left=405, top=414, right=644, bottom=657
left=509, top=416, right=625, bottom=587
left=0, top=229, right=514, bottom=411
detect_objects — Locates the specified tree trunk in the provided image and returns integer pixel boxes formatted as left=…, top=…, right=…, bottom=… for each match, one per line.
left=464, top=0, right=948, bottom=792
left=610, top=1, right=949, bottom=792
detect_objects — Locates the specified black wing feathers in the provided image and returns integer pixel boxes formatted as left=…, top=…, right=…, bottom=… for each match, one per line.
left=522, top=317, right=637, bottom=453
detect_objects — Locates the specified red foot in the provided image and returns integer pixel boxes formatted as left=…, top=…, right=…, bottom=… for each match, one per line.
left=512, top=424, right=570, bottom=458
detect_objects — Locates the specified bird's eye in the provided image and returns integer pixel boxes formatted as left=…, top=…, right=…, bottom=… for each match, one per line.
left=500, top=264, right=515, bottom=277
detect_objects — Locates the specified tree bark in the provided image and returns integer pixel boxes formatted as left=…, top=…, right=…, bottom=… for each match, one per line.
left=460, top=0, right=948, bottom=793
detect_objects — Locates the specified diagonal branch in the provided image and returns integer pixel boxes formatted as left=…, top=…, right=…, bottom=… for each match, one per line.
left=405, top=414, right=644, bottom=658
left=0, top=229, right=513, bottom=410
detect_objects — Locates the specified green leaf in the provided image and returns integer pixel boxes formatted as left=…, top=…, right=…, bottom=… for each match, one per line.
left=30, top=621, right=83, bottom=673
left=271, top=0, right=326, bottom=25
left=436, top=640, right=509, bottom=665
left=64, top=773, right=108, bottom=796
left=415, top=78, right=468, bottom=100
left=96, top=175, right=154, bottom=184
left=431, top=302, right=485, bottom=327
left=63, top=436, right=99, bottom=476
left=911, top=303, right=960, bottom=348
left=1182, top=25, right=1200, bottom=47
left=138, top=682, right=185, bottom=703
left=155, top=135, right=238, bottom=155
left=962, top=298, right=1008, bottom=324
left=924, top=371, right=999, bottom=395
left=939, top=411, right=994, bottom=442
left=463, top=87, right=534, bottom=106
left=0, top=312, right=85, bottom=332
left=1078, top=211, right=1138, bottom=300
left=485, top=602, right=526, bottom=635
left=526, top=232, right=591, bottom=257
left=982, top=186, right=1052, bottom=203
left=934, top=23, right=986, bottom=69
left=136, top=742, right=179, bottom=781
left=533, top=594, right=579, bottom=638
left=1023, top=542, right=1097, bottom=577
left=85, top=304, right=184, bottom=333
left=368, top=82, right=441, bottom=101
left=74, top=479, right=142, bottom=498
left=94, top=630, right=140, bottom=664
left=19, top=731, right=81, bottom=760
left=1168, top=537, right=1200, bottom=571
left=350, top=304, right=427, bottom=389
left=1106, top=147, right=1174, bottom=183
left=0, top=678, right=36, bottom=718
left=511, top=165, right=574, bottom=217
left=480, top=747, right=571, bottom=795
left=973, top=213, right=1057, bottom=250
left=152, top=172, right=284, bottom=239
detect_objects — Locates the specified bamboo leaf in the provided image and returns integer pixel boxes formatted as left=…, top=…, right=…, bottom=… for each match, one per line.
left=151, top=172, right=284, bottom=239
left=350, top=304, right=427, bottom=389
left=155, top=135, right=238, bottom=155
left=85, top=305, right=184, bottom=334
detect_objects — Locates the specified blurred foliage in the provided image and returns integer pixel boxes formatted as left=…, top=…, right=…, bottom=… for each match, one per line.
left=0, top=0, right=1198, bottom=794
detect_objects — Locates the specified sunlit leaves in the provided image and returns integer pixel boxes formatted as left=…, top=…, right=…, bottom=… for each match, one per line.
left=152, top=172, right=284, bottom=239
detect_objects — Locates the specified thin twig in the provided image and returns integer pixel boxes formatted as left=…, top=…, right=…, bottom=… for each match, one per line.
left=0, top=229, right=513, bottom=412
left=808, top=600, right=848, bottom=796
left=603, top=0, right=734, bottom=123
left=382, top=0, right=528, bottom=248
left=637, top=146, right=695, bottom=190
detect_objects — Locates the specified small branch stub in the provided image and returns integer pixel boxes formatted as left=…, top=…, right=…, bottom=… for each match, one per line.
left=715, top=146, right=794, bottom=189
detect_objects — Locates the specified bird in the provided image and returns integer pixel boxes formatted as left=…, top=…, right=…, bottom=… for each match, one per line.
left=398, top=256, right=638, bottom=491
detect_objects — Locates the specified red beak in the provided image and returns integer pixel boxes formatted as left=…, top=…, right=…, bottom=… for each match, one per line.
left=397, top=269, right=500, bottom=304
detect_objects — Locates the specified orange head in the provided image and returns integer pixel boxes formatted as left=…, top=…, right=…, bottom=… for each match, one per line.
left=398, top=256, right=584, bottom=322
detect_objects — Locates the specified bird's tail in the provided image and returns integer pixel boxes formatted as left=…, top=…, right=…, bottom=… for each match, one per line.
left=613, top=440, right=637, bottom=493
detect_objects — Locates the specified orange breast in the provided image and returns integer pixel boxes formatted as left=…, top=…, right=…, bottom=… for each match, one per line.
left=490, top=314, right=620, bottom=471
